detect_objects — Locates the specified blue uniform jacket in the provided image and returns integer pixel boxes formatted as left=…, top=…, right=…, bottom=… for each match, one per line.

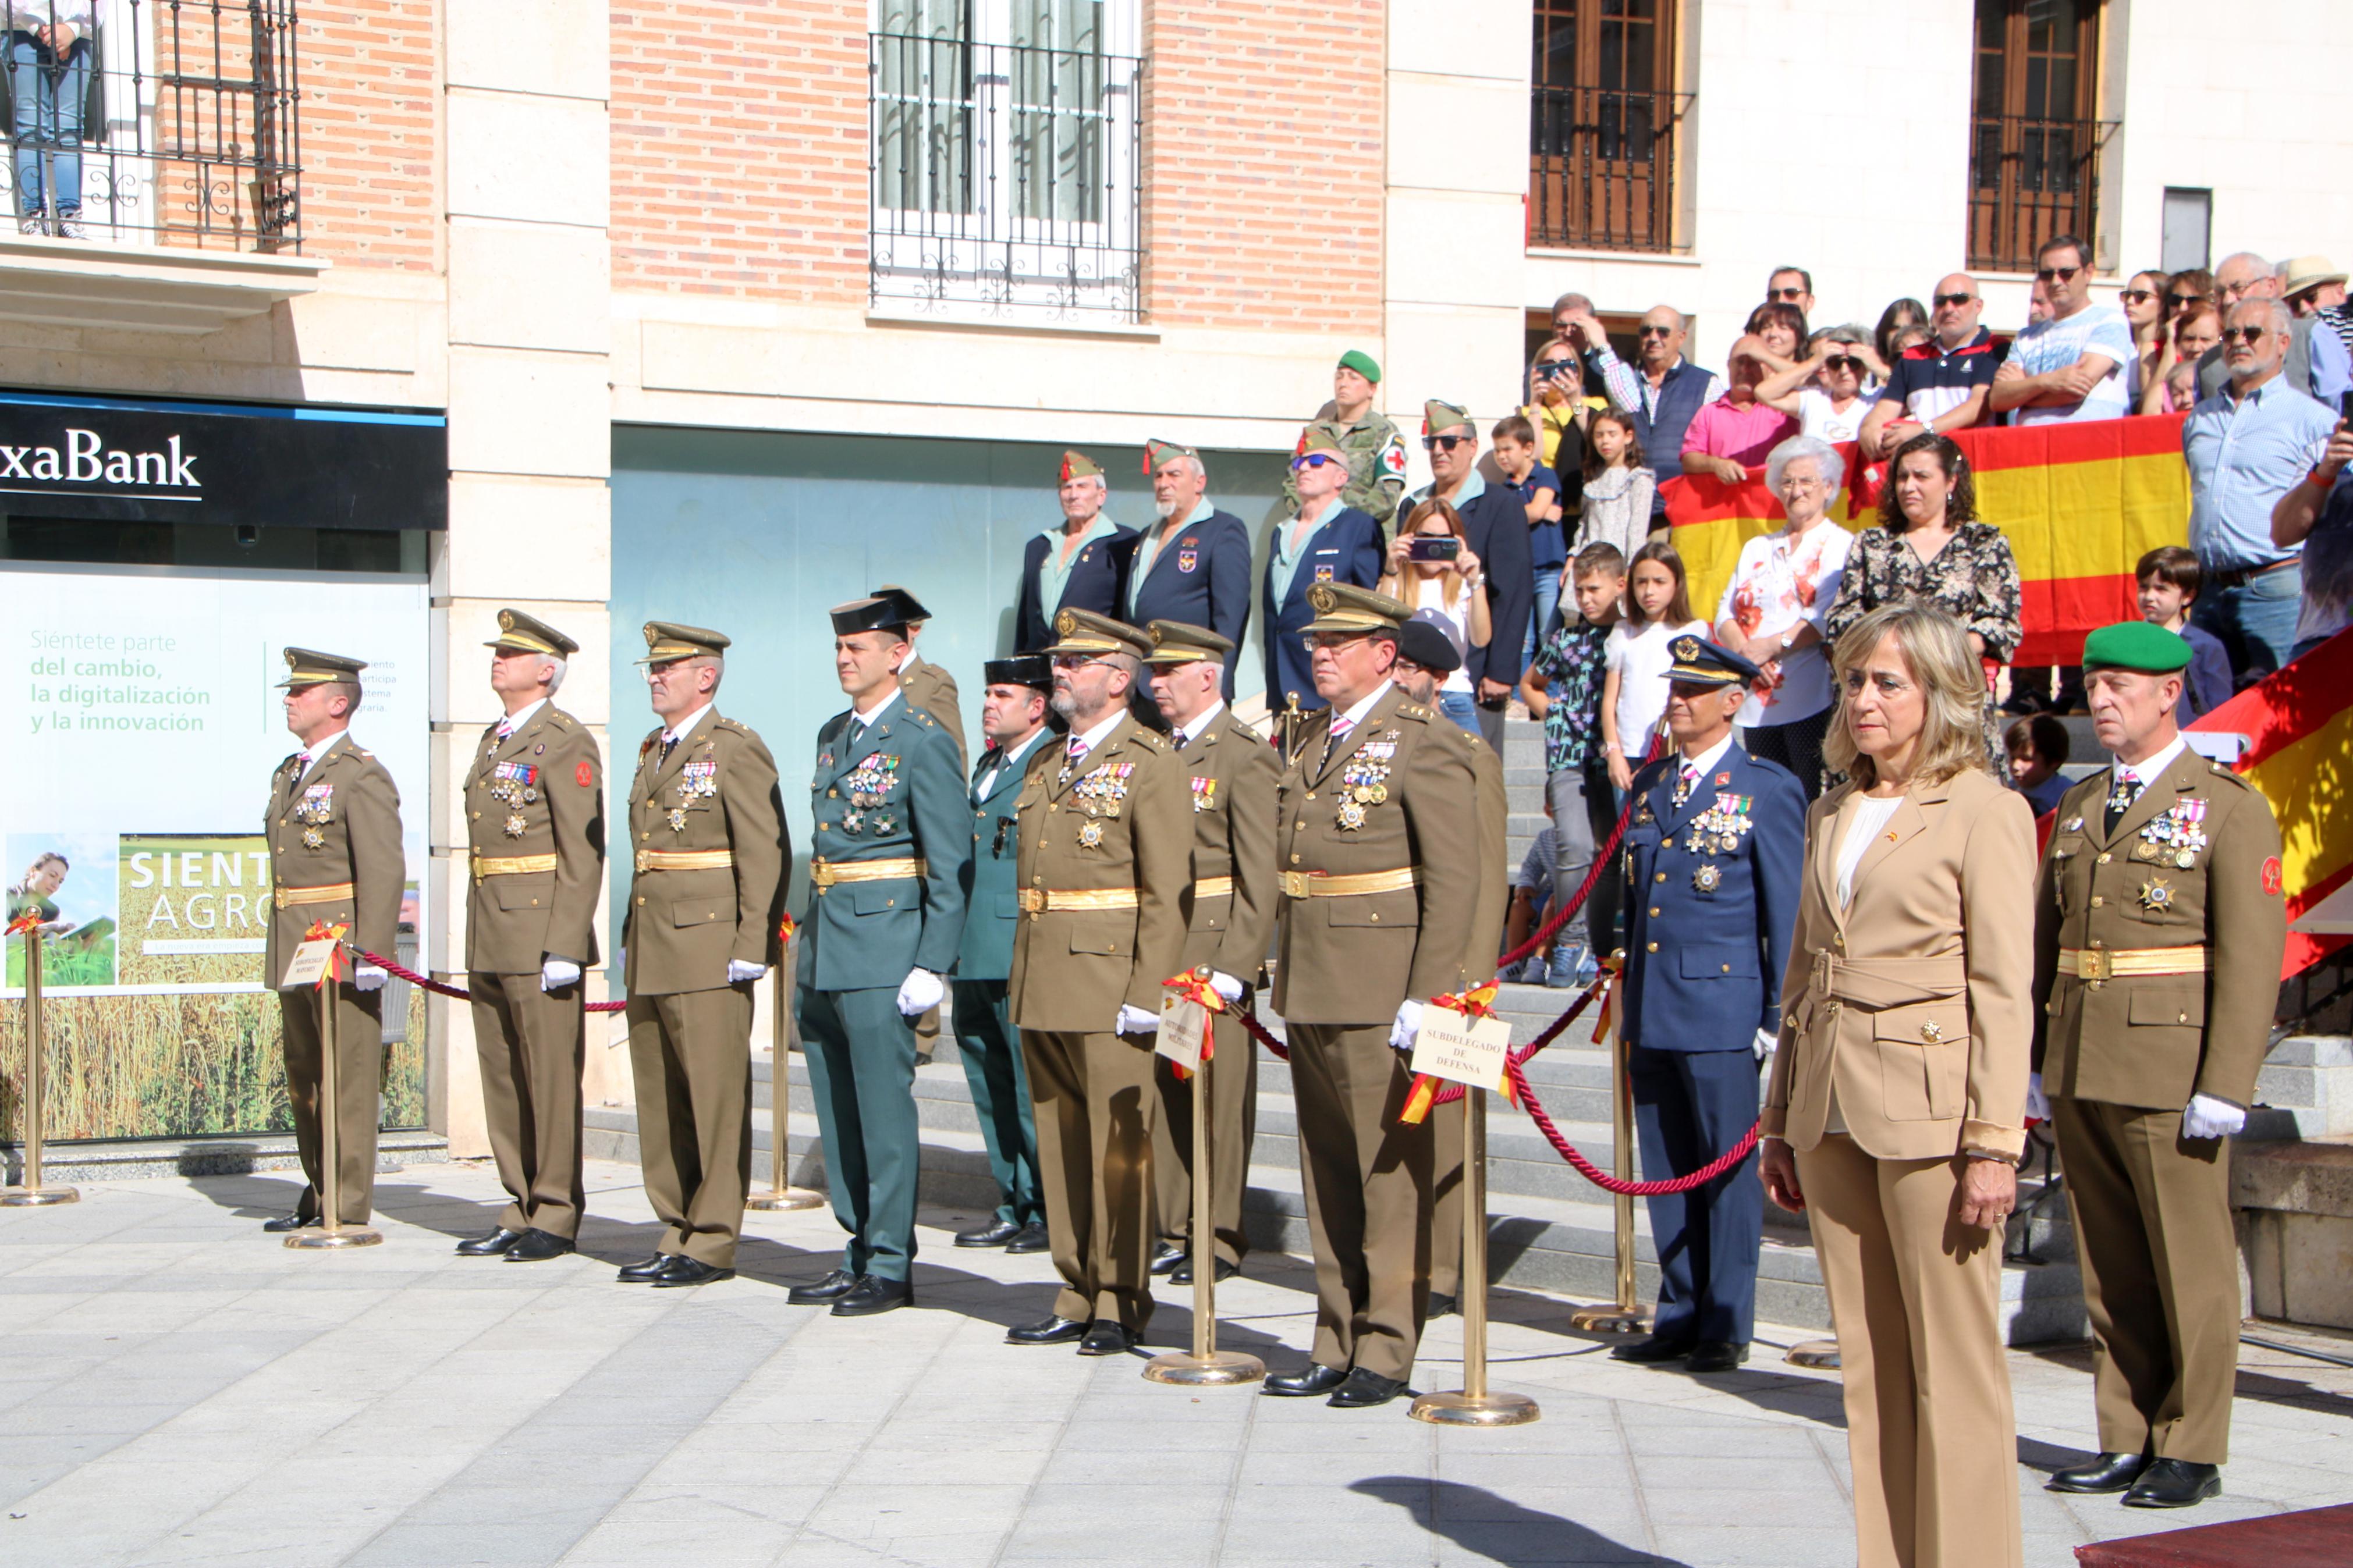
left=1014, top=523, right=1139, bottom=656
left=1122, top=509, right=1253, bottom=698
left=1261, top=505, right=1383, bottom=712
left=1617, top=744, right=1804, bottom=1051
left=953, top=733, right=1049, bottom=983
left=797, top=697, right=971, bottom=992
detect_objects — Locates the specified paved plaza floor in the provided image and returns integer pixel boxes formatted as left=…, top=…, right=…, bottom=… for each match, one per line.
left=3, top=1157, right=2350, bottom=1567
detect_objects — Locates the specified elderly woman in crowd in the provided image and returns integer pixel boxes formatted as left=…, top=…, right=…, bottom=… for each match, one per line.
left=1712, top=436, right=1855, bottom=797
left=1761, top=601, right=2034, bottom=1568
left=1825, top=431, right=2021, bottom=769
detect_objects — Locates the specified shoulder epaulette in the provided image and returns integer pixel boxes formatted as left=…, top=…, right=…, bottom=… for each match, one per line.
left=715, top=716, right=748, bottom=733
left=2206, top=763, right=2255, bottom=791
left=1131, top=730, right=1170, bottom=753
left=908, top=709, right=936, bottom=728
left=1394, top=702, right=1431, bottom=723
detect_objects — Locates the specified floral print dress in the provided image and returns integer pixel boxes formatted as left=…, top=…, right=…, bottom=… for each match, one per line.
left=1823, top=521, right=2024, bottom=770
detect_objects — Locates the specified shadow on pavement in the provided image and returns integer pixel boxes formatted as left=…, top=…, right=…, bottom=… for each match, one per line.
left=1352, top=1477, right=1690, bottom=1566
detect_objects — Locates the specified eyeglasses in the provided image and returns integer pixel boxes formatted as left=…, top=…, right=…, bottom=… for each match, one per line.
left=1421, top=434, right=1469, bottom=451
left=1768, top=286, right=1807, bottom=301
left=2220, top=325, right=2273, bottom=344
left=1822, top=355, right=1865, bottom=373
left=2118, top=289, right=2155, bottom=304
left=1048, top=654, right=1116, bottom=670
left=2035, top=264, right=2082, bottom=283
left=1302, top=631, right=1374, bottom=652
left=1291, top=452, right=1340, bottom=471
left=1932, top=293, right=1975, bottom=308
left=1637, top=324, right=1674, bottom=339
left=2167, top=293, right=2203, bottom=310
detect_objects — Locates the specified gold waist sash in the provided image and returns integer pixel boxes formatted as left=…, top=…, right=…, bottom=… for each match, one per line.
left=1279, top=866, right=1420, bottom=899
left=275, top=881, right=353, bottom=910
left=2057, top=946, right=2210, bottom=982
left=810, top=857, right=928, bottom=889
left=472, top=852, right=558, bottom=883
left=634, top=848, right=735, bottom=874
left=1017, top=887, right=1140, bottom=913
left=1192, top=874, right=1234, bottom=899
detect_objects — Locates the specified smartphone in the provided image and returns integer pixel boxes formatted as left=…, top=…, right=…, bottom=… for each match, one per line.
left=2339, top=389, right=2353, bottom=424
left=1406, top=536, right=1460, bottom=563
left=1542, top=360, right=1578, bottom=381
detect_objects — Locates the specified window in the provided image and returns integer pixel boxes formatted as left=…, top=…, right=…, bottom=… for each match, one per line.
left=1968, top=0, right=2109, bottom=273
left=869, top=0, right=1141, bottom=322
left=1527, top=0, right=1685, bottom=253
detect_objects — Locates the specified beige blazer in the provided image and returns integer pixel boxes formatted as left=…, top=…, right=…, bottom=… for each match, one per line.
left=1764, top=768, right=2036, bottom=1162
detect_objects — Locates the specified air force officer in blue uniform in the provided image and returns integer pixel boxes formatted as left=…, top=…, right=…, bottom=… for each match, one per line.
left=1614, top=636, right=1803, bottom=1372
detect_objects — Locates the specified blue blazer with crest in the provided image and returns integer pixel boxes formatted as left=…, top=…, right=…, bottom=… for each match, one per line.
left=1261, top=505, right=1384, bottom=713
left=1014, top=523, right=1139, bottom=656
left=1121, top=509, right=1252, bottom=698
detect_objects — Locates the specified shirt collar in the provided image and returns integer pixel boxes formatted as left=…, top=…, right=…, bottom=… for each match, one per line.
left=2223, top=371, right=2286, bottom=407
left=1177, top=699, right=1226, bottom=747
left=498, top=698, right=548, bottom=735
left=997, top=726, right=1048, bottom=770
left=2115, top=733, right=2188, bottom=788
left=1071, top=708, right=1127, bottom=755
left=1415, top=470, right=1486, bottom=508
left=1043, top=512, right=1119, bottom=547
left=1677, top=733, right=1737, bottom=781
left=299, top=730, right=347, bottom=775
left=1337, top=679, right=1394, bottom=729
left=850, top=687, right=902, bottom=726
left=1291, top=496, right=1344, bottom=531
left=662, top=702, right=715, bottom=745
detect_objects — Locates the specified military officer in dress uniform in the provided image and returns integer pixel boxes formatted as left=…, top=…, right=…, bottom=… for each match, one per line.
left=456, top=611, right=605, bottom=1263
left=263, top=649, right=404, bottom=1232
left=1124, top=445, right=1254, bottom=700
left=872, top=584, right=962, bottom=1063
left=786, top=596, right=970, bottom=1317
left=1014, top=451, right=1139, bottom=657
left=1005, top=609, right=1191, bottom=1357
left=950, top=654, right=1059, bottom=1255
left=617, top=622, right=789, bottom=1288
left=1262, top=585, right=1484, bottom=1408
left=2034, top=623, right=2287, bottom=1510
left=1612, top=637, right=1804, bottom=1373
left=1140, top=620, right=1278, bottom=1285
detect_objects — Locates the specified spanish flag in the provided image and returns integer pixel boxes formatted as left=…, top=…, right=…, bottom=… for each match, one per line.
left=1663, top=414, right=2191, bottom=668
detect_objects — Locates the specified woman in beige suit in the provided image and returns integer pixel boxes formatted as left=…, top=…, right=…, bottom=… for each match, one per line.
left=1759, top=602, right=2035, bottom=1568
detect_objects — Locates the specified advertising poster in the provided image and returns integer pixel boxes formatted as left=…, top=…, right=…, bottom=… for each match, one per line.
left=1, top=563, right=430, bottom=1142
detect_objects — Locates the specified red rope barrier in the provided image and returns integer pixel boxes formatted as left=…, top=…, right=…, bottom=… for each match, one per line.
left=356, top=950, right=630, bottom=1012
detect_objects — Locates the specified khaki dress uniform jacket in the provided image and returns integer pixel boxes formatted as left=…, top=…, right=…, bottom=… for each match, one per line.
left=463, top=704, right=605, bottom=1240
left=1009, top=712, right=1191, bottom=1331
left=1149, top=707, right=1280, bottom=1270
left=620, top=709, right=789, bottom=1268
left=1272, top=682, right=1481, bottom=1383
left=2031, top=755, right=2287, bottom=1467
left=265, top=734, right=404, bottom=1225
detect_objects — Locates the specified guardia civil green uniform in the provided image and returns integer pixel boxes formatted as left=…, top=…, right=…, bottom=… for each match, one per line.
left=873, top=585, right=963, bottom=1058
left=1282, top=350, right=1409, bottom=527
left=794, top=596, right=971, bottom=1294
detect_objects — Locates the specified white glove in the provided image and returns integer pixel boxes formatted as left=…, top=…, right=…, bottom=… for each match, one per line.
left=540, top=958, right=583, bottom=993
left=352, top=964, right=388, bottom=993
left=896, top=967, right=944, bottom=1017
left=1390, top=998, right=1425, bottom=1052
left=1209, top=971, right=1244, bottom=1005
left=2025, top=1072, right=2050, bottom=1122
left=1752, top=1027, right=1776, bottom=1062
left=2182, top=1093, right=2246, bottom=1140
left=727, top=958, right=768, bottom=984
left=1115, top=1003, right=1160, bottom=1036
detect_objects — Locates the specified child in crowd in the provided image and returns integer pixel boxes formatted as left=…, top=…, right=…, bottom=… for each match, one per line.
left=1493, top=414, right=1566, bottom=657
left=1577, top=409, right=1654, bottom=561
left=1520, top=541, right=1627, bottom=986
left=2136, top=545, right=2235, bottom=720
left=1500, top=799, right=1560, bottom=985
left=1600, top=541, right=1705, bottom=795
left=2005, top=714, right=2072, bottom=819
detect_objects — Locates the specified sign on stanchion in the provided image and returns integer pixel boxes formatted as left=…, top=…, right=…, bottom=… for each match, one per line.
left=282, top=930, right=380, bottom=1250
left=747, top=925, right=824, bottom=1213
left=1144, top=975, right=1262, bottom=1387
left=1407, top=990, right=1537, bottom=1427
left=2, top=920, right=79, bottom=1207
left=1568, top=997, right=1650, bottom=1335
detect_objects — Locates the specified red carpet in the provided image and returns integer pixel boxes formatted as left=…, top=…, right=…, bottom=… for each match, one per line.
left=2075, top=1503, right=2353, bottom=1565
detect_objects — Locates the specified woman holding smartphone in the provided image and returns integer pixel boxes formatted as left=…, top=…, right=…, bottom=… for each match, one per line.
left=1380, top=497, right=1489, bottom=733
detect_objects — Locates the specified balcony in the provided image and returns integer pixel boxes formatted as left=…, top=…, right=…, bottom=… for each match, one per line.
left=867, top=31, right=1143, bottom=325
left=0, top=0, right=322, bottom=332
left=1967, top=113, right=2117, bottom=274
left=1528, top=85, right=1690, bottom=254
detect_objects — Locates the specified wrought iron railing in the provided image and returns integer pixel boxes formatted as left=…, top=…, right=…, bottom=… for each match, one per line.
left=868, top=31, right=1142, bottom=322
left=0, top=0, right=301, bottom=251
left=1528, top=84, right=1689, bottom=254
left=1967, top=113, right=2114, bottom=274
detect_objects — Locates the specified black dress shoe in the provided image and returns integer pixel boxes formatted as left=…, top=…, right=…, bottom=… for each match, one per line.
left=1610, top=1333, right=1695, bottom=1364
left=785, top=1268, right=861, bottom=1304
left=502, top=1229, right=575, bottom=1263
left=1077, top=1321, right=1137, bottom=1356
left=2123, top=1459, right=2222, bottom=1509
left=262, top=1211, right=315, bottom=1234
left=1329, top=1368, right=1410, bottom=1408
left=2046, top=1452, right=2150, bottom=1494
left=1148, top=1239, right=1185, bottom=1276
left=650, top=1256, right=733, bottom=1288
left=1006, top=1314, right=1088, bottom=1345
left=1169, top=1256, right=1240, bottom=1285
left=456, top=1226, right=527, bottom=1257
left=1684, top=1341, right=1750, bottom=1374
left=954, top=1218, right=1023, bottom=1248
left=832, top=1275, right=914, bottom=1317
left=1262, top=1363, right=1348, bottom=1397
left=1424, top=1293, right=1458, bottom=1320
left=616, top=1253, right=672, bottom=1282
left=1004, top=1222, right=1051, bottom=1254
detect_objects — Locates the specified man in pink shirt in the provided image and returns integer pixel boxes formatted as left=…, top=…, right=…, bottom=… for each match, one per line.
left=1681, top=342, right=1800, bottom=481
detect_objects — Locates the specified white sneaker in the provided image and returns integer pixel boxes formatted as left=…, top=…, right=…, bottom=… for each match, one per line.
left=53, top=215, right=86, bottom=240
left=17, top=214, right=45, bottom=236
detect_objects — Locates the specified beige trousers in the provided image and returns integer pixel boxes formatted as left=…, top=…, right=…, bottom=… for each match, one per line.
left=470, top=972, right=586, bottom=1239
left=1024, top=1027, right=1159, bottom=1331
left=625, top=986, right=753, bottom=1267
left=277, top=982, right=385, bottom=1226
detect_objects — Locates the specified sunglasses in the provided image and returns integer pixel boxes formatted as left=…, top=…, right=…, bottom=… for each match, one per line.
left=1932, top=293, right=1975, bottom=308
left=1768, top=286, right=1807, bottom=301
left=2220, top=325, right=2273, bottom=344
left=1822, top=355, right=1865, bottom=373
left=1290, top=452, right=1340, bottom=470
left=2118, top=289, right=2155, bottom=304
left=2167, top=294, right=2203, bottom=311
left=1421, top=434, right=1470, bottom=451
left=2035, top=264, right=2082, bottom=283
left=1637, top=324, right=1674, bottom=338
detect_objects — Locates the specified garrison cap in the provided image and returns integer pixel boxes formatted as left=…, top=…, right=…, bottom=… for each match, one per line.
left=2082, top=620, right=2192, bottom=674
left=1304, top=582, right=1410, bottom=637
left=1294, top=424, right=1348, bottom=460
left=1396, top=614, right=1463, bottom=674
left=1059, top=450, right=1103, bottom=483
left=1660, top=634, right=1762, bottom=688
left=869, top=584, right=931, bottom=625
left=1142, top=438, right=1198, bottom=475
left=1142, top=619, right=1234, bottom=666
left=829, top=596, right=911, bottom=638
left=484, top=609, right=578, bottom=659
left=983, top=652, right=1055, bottom=692
left=1422, top=399, right=1472, bottom=437
left=1045, top=607, right=1151, bottom=660
left=1337, top=349, right=1382, bottom=384
left=278, top=647, right=367, bottom=689
left=637, top=621, right=730, bottom=664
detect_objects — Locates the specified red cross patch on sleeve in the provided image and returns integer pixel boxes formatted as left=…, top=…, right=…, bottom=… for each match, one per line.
left=577, top=761, right=595, bottom=788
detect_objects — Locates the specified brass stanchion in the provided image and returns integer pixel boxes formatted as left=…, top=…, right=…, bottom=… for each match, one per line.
left=3, top=925, right=79, bottom=1207
left=1411, top=1086, right=1537, bottom=1425
left=287, top=951, right=381, bottom=1249
left=1145, top=1029, right=1263, bottom=1387
left=746, top=945, right=822, bottom=1211
left=1569, top=1007, right=1650, bottom=1334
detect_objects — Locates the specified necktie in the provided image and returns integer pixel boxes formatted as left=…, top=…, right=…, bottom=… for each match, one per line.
left=659, top=734, right=677, bottom=767
left=495, top=718, right=514, bottom=741
left=1322, top=714, right=1355, bottom=770
left=294, top=751, right=311, bottom=775
left=2104, top=769, right=2142, bottom=834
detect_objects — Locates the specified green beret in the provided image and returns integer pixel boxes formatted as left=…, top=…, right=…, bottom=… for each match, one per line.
left=2081, top=621, right=2192, bottom=674
left=1337, top=349, right=1382, bottom=385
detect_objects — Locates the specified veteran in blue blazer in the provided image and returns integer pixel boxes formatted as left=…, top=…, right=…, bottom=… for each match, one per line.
left=787, top=595, right=971, bottom=1318
left=1612, top=635, right=1804, bottom=1373
left=1122, top=440, right=1253, bottom=699
left=1262, top=428, right=1385, bottom=714
left=1014, top=449, right=1138, bottom=657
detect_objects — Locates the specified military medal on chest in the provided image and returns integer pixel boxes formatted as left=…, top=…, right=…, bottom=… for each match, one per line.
left=2138, top=875, right=2177, bottom=912
left=1684, top=791, right=1755, bottom=856
left=1189, top=775, right=1218, bottom=815
left=1335, top=737, right=1396, bottom=832
left=489, top=762, right=540, bottom=836
left=2136, top=798, right=2207, bottom=870
left=1072, top=762, right=1134, bottom=846
left=842, top=752, right=900, bottom=835
left=294, top=782, right=335, bottom=849
left=677, top=759, right=718, bottom=802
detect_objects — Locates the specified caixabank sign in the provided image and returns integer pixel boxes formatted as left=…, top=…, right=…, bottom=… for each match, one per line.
left=0, top=389, right=447, bottom=531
